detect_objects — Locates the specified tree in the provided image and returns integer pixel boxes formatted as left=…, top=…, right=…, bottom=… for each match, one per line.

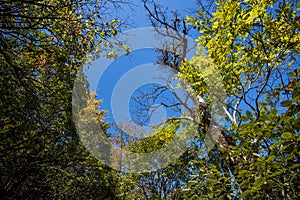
left=181, top=0, right=300, bottom=198
left=126, top=0, right=300, bottom=199
left=110, top=119, right=196, bottom=199
left=0, top=0, right=127, bottom=198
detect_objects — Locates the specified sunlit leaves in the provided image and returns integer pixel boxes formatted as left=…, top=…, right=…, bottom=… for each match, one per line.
left=182, top=0, right=300, bottom=199
left=1, top=0, right=123, bottom=198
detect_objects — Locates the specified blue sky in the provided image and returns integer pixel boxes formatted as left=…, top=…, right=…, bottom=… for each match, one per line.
left=117, top=0, right=197, bottom=28
left=84, top=0, right=198, bottom=134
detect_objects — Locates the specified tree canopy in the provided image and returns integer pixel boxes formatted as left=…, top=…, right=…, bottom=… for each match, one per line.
left=116, top=0, right=299, bottom=199
left=1, top=0, right=123, bottom=198
left=1, top=0, right=299, bottom=199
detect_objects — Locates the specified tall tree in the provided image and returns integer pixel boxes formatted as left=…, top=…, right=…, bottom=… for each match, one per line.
left=0, top=0, right=128, bottom=198
left=137, top=0, right=299, bottom=199
left=182, top=0, right=299, bottom=198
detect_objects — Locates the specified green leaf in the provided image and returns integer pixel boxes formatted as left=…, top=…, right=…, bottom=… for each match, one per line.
left=238, top=170, right=250, bottom=177
left=268, top=170, right=283, bottom=178
left=240, top=116, right=248, bottom=121
left=240, top=190, right=251, bottom=198
left=246, top=110, right=253, bottom=119
left=254, top=177, right=266, bottom=188
left=281, top=100, right=292, bottom=107
left=281, top=132, right=293, bottom=140
left=290, top=164, right=300, bottom=169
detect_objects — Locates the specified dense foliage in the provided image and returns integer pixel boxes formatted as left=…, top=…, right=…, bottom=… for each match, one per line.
left=0, top=0, right=122, bottom=199
left=1, top=0, right=299, bottom=199
left=181, top=0, right=300, bottom=198
left=118, top=0, right=299, bottom=199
